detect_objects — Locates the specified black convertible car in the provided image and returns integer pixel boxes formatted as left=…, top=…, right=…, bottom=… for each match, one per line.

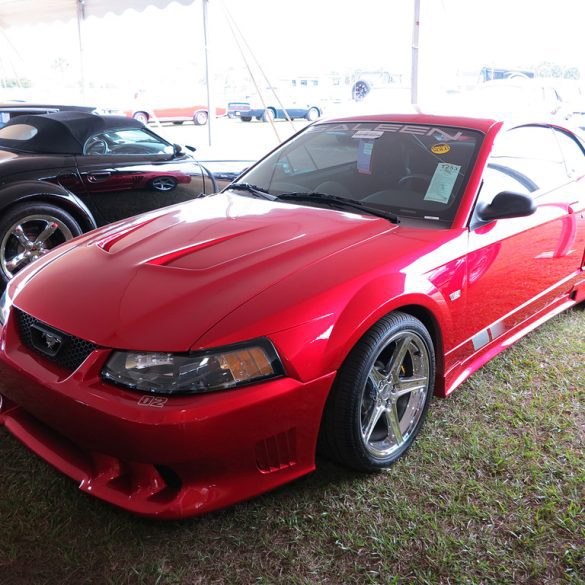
left=0, top=111, right=226, bottom=284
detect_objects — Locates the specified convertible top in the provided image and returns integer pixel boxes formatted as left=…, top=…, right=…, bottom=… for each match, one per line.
left=0, top=111, right=146, bottom=155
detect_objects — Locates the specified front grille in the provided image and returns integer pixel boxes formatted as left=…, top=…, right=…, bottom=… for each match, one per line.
left=15, top=309, right=96, bottom=372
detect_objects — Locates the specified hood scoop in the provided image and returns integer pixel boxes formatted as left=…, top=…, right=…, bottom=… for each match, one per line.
left=97, top=216, right=161, bottom=253
left=146, top=231, right=257, bottom=267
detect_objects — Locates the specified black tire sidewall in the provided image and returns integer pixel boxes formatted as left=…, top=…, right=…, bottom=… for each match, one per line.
left=321, top=311, right=435, bottom=472
left=0, top=202, right=83, bottom=284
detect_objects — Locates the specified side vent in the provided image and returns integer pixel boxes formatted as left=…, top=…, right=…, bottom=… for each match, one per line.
left=255, top=428, right=297, bottom=473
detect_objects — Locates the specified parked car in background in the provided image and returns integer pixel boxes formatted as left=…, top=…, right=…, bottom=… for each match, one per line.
left=0, top=111, right=228, bottom=284
left=239, top=78, right=324, bottom=122
left=1, top=112, right=583, bottom=518
left=125, top=98, right=226, bottom=126
left=227, top=101, right=252, bottom=119
left=241, top=102, right=322, bottom=122
left=450, top=79, right=570, bottom=120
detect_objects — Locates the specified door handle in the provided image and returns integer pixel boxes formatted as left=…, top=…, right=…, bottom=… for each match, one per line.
left=87, top=172, right=112, bottom=183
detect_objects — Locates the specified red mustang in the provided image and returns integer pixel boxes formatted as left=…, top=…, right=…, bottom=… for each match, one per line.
left=1, top=113, right=584, bottom=518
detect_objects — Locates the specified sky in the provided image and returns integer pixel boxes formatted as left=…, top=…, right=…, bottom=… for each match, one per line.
left=1, top=0, right=584, bottom=106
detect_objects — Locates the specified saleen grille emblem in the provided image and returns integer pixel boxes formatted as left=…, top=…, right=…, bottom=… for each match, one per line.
left=30, top=324, right=64, bottom=357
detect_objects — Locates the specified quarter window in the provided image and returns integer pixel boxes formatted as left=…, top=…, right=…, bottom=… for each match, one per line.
left=0, top=123, right=38, bottom=140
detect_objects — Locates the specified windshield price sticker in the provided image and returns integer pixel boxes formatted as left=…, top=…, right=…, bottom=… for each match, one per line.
left=424, top=163, right=461, bottom=204
left=357, top=140, right=374, bottom=174
left=352, top=130, right=384, bottom=140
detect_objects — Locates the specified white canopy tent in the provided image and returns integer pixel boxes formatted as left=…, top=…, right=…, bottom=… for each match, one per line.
left=0, top=0, right=422, bottom=146
left=0, top=0, right=221, bottom=144
left=0, top=0, right=195, bottom=26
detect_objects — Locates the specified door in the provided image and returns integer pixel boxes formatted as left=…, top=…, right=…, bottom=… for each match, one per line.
left=463, top=125, right=585, bottom=352
left=76, top=126, right=208, bottom=225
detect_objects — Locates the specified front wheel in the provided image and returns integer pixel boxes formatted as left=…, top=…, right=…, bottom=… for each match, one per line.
left=319, top=312, right=435, bottom=472
left=193, top=110, right=209, bottom=125
left=0, top=203, right=83, bottom=284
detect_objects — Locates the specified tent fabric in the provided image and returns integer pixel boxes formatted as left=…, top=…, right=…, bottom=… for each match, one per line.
left=0, top=0, right=195, bottom=27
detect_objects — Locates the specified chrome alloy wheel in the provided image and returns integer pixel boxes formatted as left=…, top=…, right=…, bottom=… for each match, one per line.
left=0, top=214, right=74, bottom=279
left=359, top=329, right=430, bottom=459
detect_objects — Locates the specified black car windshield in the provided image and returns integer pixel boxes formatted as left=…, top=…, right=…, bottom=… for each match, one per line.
left=239, top=121, right=483, bottom=225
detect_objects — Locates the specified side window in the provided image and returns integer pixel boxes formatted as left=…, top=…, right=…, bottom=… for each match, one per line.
left=84, top=128, right=174, bottom=156
left=477, top=165, right=531, bottom=208
left=489, top=126, right=568, bottom=194
left=553, top=129, right=585, bottom=178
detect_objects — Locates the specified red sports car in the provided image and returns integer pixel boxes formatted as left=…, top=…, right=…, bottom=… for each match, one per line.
left=1, top=113, right=584, bottom=518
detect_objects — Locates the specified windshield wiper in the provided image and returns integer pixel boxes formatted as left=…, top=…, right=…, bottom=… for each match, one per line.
left=227, top=182, right=277, bottom=200
left=276, top=192, right=399, bottom=223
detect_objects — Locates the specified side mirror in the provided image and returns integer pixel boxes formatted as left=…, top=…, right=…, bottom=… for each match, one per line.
left=476, top=191, right=536, bottom=222
left=173, top=144, right=196, bottom=156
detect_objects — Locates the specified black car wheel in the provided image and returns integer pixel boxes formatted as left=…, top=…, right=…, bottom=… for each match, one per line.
left=0, top=203, right=83, bottom=284
left=319, top=311, right=435, bottom=472
left=240, top=116, right=252, bottom=122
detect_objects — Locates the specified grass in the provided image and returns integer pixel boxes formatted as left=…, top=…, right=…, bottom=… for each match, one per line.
left=0, top=307, right=583, bottom=585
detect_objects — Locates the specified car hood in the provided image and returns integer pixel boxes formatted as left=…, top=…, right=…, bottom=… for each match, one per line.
left=12, top=193, right=398, bottom=351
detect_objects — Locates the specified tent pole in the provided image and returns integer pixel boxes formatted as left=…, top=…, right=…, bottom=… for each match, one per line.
left=411, top=0, right=420, bottom=105
left=77, top=0, right=87, bottom=101
left=202, top=0, right=213, bottom=147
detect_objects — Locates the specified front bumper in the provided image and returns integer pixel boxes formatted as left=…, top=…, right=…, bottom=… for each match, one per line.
left=0, top=314, right=334, bottom=518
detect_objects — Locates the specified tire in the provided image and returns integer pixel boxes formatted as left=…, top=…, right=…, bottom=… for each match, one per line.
left=193, top=111, right=209, bottom=125
left=319, top=311, right=435, bottom=472
left=262, top=108, right=276, bottom=122
left=305, top=107, right=320, bottom=122
left=352, top=80, right=370, bottom=101
left=240, top=116, right=252, bottom=122
left=133, top=111, right=149, bottom=124
left=0, top=202, right=83, bottom=284
left=172, top=121, right=184, bottom=125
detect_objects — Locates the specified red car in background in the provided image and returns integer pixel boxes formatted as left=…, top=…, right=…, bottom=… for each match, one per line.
left=126, top=101, right=227, bottom=126
left=0, top=112, right=584, bottom=518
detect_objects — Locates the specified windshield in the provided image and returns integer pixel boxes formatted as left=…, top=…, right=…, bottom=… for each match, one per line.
left=240, top=121, right=483, bottom=224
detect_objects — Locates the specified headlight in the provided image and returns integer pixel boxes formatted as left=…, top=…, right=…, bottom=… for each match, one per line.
left=101, top=338, right=284, bottom=395
left=0, top=288, right=12, bottom=327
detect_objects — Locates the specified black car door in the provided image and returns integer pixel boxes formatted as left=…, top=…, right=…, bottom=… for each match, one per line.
left=74, top=127, right=208, bottom=225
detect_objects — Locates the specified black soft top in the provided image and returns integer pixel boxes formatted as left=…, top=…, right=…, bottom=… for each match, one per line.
left=0, top=111, right=146, bottom=155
